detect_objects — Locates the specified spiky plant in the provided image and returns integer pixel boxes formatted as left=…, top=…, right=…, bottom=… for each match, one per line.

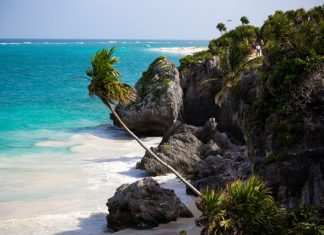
left=196, top=176, right=283, bottom=235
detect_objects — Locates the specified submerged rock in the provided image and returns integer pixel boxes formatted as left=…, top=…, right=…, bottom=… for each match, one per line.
left=112, top=57, right=183, bottom=135
left=106, top=178, right=193, bottom=231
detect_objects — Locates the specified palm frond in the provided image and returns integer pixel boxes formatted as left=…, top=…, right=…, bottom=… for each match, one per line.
left=86, top=47, right=136, bottom=105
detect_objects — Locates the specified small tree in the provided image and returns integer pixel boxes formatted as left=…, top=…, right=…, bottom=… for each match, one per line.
left=86, top=47, right=202, bottom=196
left=240, top=16, right=250, bottom=25
left=216, top=23, right=227, bottom=35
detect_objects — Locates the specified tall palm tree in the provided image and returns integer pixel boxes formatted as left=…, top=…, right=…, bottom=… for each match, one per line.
left=240, top=16, right=250, bottom=25
left=216, top=23, right=227, bottom=35
left=87, top=47, right=202, bottom=196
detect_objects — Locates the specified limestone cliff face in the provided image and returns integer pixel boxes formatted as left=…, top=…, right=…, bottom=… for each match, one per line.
left=179, top=56, right=222, bottom=126
left=216, top=65, right=324, bottom=209
left=113, top=57, right=182, bottom=135
left=113, top=53, right=324, bottom=210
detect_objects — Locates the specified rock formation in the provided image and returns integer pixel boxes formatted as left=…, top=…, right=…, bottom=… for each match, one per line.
left=179, top=56, right=222, bottom=126
left=137, top=118, right=252, bottom=193
left=112, top=57, right=183, bottom=135
left=106, top=178, right=193, bottom=231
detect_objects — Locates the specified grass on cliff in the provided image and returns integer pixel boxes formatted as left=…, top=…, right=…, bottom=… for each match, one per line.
left=135, top=56, right=175, bottom=100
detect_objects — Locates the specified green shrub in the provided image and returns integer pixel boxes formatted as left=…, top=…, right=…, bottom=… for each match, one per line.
left=179, top=50, right=212, bottom=72
left=209, top=25, right=260, bottom=74
left=286, top=205, right=324, bottom=235
left=162, top=145, right=173, bottom=152
left=179, top=230, right=187, bottom=235
left=259, top=5, right=324, bottom=115
left=196, top=176, right=283, bottom=234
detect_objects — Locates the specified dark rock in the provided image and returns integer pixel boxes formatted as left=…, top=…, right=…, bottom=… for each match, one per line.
left=161, top=121, right=200, bottom=144
left=199, top=140, right=221, bottom=159
left=113, top=57, right=182, bottom=135
left=216, top=71, right=258, bottom=144
left=106, top=178, right=193, bottom=231
left=137, top=118, right=221, bottom=176
left=188, top=146, right=252, bottom=194
left=137, top=132, right=202, bottom=176
left=180, top=56, right=223, bottom=126
left=215, top=65, right=324, bottom=209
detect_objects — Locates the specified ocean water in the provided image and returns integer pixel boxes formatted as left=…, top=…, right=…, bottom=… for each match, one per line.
left=0, top=39, right=206, bottom=235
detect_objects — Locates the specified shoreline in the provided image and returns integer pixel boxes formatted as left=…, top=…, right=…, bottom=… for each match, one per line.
left=0, top=127, right=201, bottom=234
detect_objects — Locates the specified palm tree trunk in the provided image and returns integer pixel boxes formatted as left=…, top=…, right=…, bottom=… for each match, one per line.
left=100, top=97, right=202, bottom=196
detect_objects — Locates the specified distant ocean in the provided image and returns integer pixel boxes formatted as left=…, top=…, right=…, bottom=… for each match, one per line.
left=0, top=39, right=207, bottom=234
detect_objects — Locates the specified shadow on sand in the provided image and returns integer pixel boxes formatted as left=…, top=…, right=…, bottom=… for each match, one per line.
left=54, top=212, right=108, bottom=235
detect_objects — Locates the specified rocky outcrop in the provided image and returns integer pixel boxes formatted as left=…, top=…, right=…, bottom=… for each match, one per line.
left=136, top=132, right=202, bottom=176
left=137, top=118, right=252, bottom=193
left=113, top=57, right=182, bottom=135
left=189, top=146, right=252, bottom=194
left=106, top=178, right=193, bottom=231
left=180, top=56, right=223, bottom=126
left=215, top=65, right=324, bottom=209
left=258, top=67, right=324, bottom=209
left=136, top=119, right=219, bottom=176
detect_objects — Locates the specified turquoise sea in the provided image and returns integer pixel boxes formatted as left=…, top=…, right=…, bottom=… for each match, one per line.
left=0, top=39, right=207, bottom=156
left=0, top=39, right=207, bottom=234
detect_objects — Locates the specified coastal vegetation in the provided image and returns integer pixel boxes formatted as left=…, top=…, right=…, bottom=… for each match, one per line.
left=196, top=176, right=324, bottom=235
left=86, top=47, right=202, bottom=196
left=216, top=23, right=227, bottom=35
left=196, top=176, right=283, bottom=235
left=89, top=4, right=323, bottom=234
left=177, top=5, right=324, bottom=234
left=240, top=16, right=249, bottom=25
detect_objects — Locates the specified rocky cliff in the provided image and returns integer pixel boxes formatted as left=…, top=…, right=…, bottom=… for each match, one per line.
left=113, top=57, right=182, bottom=135
left=113, top=6, right=324, bottom=212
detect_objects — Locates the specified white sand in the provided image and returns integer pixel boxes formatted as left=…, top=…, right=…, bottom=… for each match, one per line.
left=0, top=126, right=201, bottom=235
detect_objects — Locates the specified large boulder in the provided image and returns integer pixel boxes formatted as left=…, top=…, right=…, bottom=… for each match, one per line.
left=106, top=178, right=193, bottom=231
left=113, top=57, right=183, bottom=135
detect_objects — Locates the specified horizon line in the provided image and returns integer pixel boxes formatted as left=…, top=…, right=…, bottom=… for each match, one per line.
left=0, top=37, right=211, bottom=41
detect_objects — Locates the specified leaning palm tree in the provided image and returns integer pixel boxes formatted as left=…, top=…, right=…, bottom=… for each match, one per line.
left=87, top=47, right=201, bottom=196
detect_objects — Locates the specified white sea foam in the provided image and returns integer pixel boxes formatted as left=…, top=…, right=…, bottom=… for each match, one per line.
left=44, top=42, right=68, bottom=45
left=0, top=126, right=200, bottom=234
left=150, top=47, right=208, bottom=55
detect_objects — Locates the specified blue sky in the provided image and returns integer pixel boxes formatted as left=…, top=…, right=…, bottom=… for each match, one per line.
left=0, top=0, right=322, bottom=40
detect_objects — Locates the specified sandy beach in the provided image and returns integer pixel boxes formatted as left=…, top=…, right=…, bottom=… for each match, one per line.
left=0, top=126, right=201, bottom=235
